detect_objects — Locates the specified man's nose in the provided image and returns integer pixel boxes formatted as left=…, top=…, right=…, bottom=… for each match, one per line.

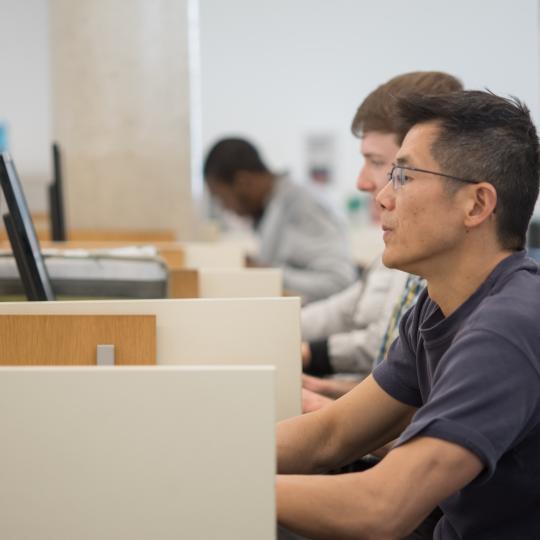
left=375, top=180, right=395, bottom=210
left=356, top=168, right=375, bottom=193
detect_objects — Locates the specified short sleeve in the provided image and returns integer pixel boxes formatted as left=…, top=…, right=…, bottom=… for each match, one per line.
left=396, top=329, right=540, bottom=481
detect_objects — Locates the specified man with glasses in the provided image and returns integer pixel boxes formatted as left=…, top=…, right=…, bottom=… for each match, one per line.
left=277, top=90, right=540, bottom=539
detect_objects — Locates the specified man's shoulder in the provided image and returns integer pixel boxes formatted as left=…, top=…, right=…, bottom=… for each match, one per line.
left=463, top=267, right=540, bottom=366
left=271, top=176, right=307, bottom=199
left=475, top=262, right=540, bottom=327
left=261, top=178, right=318, bottom=229
left=272, top=177, right=327, bottom=209
left=446, top=254, right=539, bottom=343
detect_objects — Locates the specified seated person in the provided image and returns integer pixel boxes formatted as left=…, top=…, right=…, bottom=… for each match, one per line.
left=303, top=274, right=425, bottom=413
left=203, top=138, right=356, bottom=303
left=301, top=72, right=462, bottom=405
left=277, top=90, right=540, bottom=539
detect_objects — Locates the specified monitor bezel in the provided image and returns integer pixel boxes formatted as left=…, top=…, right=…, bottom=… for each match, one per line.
left=0, top=152, right=55, bottom=301
left=49, top=142, right=66, bottom=242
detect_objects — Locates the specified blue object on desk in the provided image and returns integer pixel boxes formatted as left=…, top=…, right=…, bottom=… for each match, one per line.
left=0, top=122, right=8, bottom=152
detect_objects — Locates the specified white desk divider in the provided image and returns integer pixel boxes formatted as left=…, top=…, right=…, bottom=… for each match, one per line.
left=182, top=241, right=245, bottom=268
left=199, top=268, right=282, bottom=297
left=0, top=366, right=275, bottom=540
left=0, top=297, right=301, bottom=420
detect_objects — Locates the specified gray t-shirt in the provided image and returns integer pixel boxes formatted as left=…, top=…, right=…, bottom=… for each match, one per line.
left=373, top=251, right=540, bottom=539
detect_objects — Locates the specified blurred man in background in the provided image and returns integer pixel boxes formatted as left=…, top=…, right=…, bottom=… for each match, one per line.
left=204, top=137, right=357, bottom=303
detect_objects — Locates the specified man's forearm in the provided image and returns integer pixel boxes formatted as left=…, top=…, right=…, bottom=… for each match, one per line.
left=279, top=376, right=415, bottom=474
left=277, top=411, right=335, bottom=474
left=276, top=473, right=392, bottom=540
left=277, top=436, right=485, bottom=540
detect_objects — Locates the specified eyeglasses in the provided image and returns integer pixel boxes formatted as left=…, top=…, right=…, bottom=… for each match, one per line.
left=388, top=164, right=481, bottom=190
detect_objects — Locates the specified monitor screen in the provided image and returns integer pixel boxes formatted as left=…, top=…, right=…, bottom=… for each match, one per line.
left=0, top=152, right=55, bottom=300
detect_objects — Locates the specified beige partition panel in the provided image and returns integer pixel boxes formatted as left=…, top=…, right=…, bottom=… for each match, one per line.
left=0, top=366, right=275, bottom=540
left=182, top=242, right=245, bottom=268
left=0, top=298, right=301, bottom=420
left=199, top=268, right=282, bottom=297
left=170, top=268, right=282, bottom=298
left=0, top=314, right=156, bottom=365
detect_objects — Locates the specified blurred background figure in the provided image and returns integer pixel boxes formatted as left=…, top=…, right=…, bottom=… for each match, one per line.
left=203, top=137, right=356, bottom=303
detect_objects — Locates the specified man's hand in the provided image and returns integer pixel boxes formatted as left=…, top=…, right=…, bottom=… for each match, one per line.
left=302, top=373, right=326, bottom=393
left=302, top=388, right=333, bottom=413
left=244, top=255, right=262, bottom=268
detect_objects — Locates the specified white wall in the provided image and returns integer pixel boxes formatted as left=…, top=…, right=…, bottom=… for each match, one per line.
left=1, top=1, right=539, bottom=214
left=199, top=0, right=540, bottom=210
left=0, top=0, right=51, bottom=210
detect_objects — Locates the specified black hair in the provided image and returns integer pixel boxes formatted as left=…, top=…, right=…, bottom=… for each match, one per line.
left=396, top=90, right=540, bottom=250
left=203, top=137, right=269, bottom=184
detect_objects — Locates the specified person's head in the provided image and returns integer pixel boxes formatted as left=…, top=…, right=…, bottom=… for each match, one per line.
left=376, top=90, right=540, bottom=274
left=203, top=137, right=273, bottom=217
left=351, top=72, right=463, bottom=199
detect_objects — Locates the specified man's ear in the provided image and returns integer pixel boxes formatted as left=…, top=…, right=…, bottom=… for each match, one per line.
left=464, top=182, right=497, bottom=228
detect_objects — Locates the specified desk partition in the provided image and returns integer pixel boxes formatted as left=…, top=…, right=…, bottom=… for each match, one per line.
left=0, top=314, right=156, bottom=365
left=169, top=267, right=282, bottom=298
left=181, top=241, right=245, bottom=268
left=0, top=366, right=275, bottom=540
left=0, top=297, right=301, bottom=420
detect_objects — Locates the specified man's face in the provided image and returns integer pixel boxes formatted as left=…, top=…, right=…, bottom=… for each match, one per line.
left=206, top=173, right=257, bottom=217
left=376, top=121, right=468, bottom=275
left=356, top=132, right=400, bottom=220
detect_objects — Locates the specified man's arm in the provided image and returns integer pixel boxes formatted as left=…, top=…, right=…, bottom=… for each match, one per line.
left=301, top=263, right=408, bottom=377
left=302, top=373, right=358, bottom=400
left=301, top=281, right=364, bottom=342
left=277, top=435, right=483, bottom=540
left=278, top=375, right=414, bottom=475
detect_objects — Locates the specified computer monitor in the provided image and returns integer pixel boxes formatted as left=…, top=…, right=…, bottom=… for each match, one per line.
left=526, top=218, right=540, bottom=262
left=48, top=142, right=66, bottom=242
left=0, top=152, right=55, bottom=300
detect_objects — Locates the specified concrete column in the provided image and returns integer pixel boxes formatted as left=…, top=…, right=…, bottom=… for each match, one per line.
left=49, top=0, right=194, bottom=238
